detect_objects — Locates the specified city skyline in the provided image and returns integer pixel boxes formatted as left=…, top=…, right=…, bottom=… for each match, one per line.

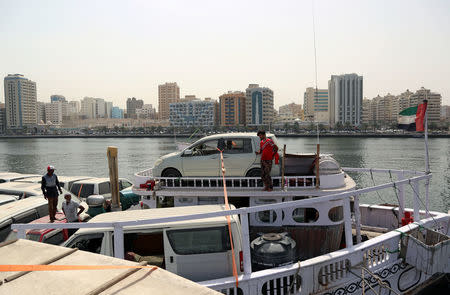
left=1, top=0, right=450, bottom=108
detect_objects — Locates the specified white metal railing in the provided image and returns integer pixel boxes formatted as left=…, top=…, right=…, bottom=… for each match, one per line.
left=135, top=175, right=317, bottom=190
left=10, top=168, right=445, bottom=294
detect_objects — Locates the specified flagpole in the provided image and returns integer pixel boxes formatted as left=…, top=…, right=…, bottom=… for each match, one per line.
left=423, top=98, right=430, bottom=217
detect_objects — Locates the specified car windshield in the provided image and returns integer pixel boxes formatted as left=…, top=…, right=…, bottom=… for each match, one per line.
left=70, top=183, right=94, bottom=198
left=26, top=233, right=41, bottom=242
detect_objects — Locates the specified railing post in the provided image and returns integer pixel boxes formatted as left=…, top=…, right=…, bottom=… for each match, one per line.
left=113, top=224, right=124, bottom=259
left=17, top=228, right=26, bottom=239
left=343, top=198, right=353, bottom=248
left=353, top=194, right=362, bottom=244
left=396, top=171, right=405, bottom=224
left=240, top=213, right=252, bottom=275
left=413, top=181, right=420, bottom=222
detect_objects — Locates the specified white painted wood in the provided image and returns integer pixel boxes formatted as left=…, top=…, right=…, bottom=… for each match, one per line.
left=113, top=224, right=124, bottom=259
left=240, top=213, right=252, bottom=275
left=343, top=198, right=353, bottom=248
left=354, top=194, right=362, bottom=244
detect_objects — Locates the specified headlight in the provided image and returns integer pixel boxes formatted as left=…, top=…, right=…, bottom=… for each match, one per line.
left=154, top=158, right=163, bottom=167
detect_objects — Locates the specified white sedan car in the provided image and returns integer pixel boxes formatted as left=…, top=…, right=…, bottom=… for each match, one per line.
left=152, top=133, right=280, bottom=177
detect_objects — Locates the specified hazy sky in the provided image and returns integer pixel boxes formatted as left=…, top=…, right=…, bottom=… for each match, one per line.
left=1, top=0, right=449, bottom=109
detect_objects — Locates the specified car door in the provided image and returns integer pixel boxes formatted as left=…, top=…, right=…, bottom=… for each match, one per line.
left=163, top=226, right=232, bottom=282
left=181, top=139, right=220, bottom=177
left=221, top=137, right=256, bottom=176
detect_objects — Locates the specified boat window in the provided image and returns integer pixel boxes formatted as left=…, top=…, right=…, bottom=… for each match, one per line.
left=223, top=138, right=253, bottom=154
left=292, top=208, right=319, bottom=223
left=98, top=182, right=111, bottom=195
left=66, top=233, right=104, bottom=254
left=166, top=226, right=231, bottom=255
left=328, top=206, right=343, bottom=222
left=43, top=230, right=65, bottom=245
left=258, top=210, right=278, bottom=223
left=191, top=140, right=219, bottom=156
left=71, top=183, right=95, bottom=198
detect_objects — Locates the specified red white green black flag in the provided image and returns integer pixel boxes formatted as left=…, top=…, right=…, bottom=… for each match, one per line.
left=397, top=101, right=428, bottom=131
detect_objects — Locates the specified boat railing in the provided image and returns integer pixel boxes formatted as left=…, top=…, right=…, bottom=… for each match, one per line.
left=134, top=167, right=318, bottom=190
left=11, top=169, right=445, bottom=294
left=202, top=212, right=449, bottom=295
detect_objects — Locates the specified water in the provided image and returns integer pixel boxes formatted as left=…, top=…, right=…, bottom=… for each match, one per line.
left=0, top=137, right=448, bottom=212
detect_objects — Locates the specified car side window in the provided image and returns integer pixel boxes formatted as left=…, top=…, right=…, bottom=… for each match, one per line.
left=223, top=138, right=253, bottom=154
left=98, top=182, right=111, bottom=195
left=44, top=231, right=65, bottom=245
left=67, top=233, right=104, bottom=254
left=191, top=140, right=219, bottom=156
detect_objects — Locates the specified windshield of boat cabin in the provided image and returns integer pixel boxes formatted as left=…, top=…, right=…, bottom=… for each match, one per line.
left=70, top=184, right=94, bottom=199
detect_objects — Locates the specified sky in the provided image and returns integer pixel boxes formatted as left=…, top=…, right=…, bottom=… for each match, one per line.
left=1, top=0, right=449, bottom=109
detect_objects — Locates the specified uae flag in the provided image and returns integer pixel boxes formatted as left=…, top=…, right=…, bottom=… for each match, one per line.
left=398, top=101, right=428, bottom=131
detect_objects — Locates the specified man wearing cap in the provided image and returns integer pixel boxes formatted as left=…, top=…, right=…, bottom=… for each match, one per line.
left=41, top=165, right=63, bottom=222
left=255, top=130, right=278, bottom=192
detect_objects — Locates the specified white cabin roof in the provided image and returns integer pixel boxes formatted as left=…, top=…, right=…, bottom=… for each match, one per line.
left=76, top=204, right=237, bottom=235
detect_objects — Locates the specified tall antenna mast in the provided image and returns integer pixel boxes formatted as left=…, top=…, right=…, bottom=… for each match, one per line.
left=312, top=0, right=318, bottom=92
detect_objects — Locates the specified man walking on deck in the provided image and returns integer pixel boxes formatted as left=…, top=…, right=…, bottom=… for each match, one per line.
left=256, top=130, right=278, bottom=192
left=41, top=165, right=62, bottom=222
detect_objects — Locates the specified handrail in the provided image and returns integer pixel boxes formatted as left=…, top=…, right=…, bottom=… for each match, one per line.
left=342, top=167, right=426, bottom=175
left=12, top=172, right=432, bottom=234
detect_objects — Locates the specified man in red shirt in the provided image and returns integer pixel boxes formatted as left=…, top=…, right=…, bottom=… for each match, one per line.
left=255, top=130, right=278, bottom=191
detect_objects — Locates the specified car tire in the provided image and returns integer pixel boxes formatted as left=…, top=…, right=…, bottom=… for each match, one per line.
left=246, top=168, right=261, bottom=177
left=162, top=168, right=182, bottom=177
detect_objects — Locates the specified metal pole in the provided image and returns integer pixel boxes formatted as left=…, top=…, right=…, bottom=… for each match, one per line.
left=413, top=181, right=420, bottom=222
left=423, top=99, right=430, bottom=217
left=281, top=144, right=286, bottom=191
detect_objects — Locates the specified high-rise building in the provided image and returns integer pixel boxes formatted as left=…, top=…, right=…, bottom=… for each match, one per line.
left=111, top=107, right=124, bottom=119
left=0, top=103, right=6, bottom=133
left=169, top=100, right=214, bottom=127
left=68, top=101, right=80, bottom=115
left=50, top=95, right=66, bottom=103
left=410, top=87, right=442, bottom=124
left=158, top=82, right=180, bottom=120
left=36, top=101, right=46, bottom=123
left=278, top=103, right=303, bottom=120
left=219, top=91, right=246, bottom=127
left=126, top=97, right=144, bottom=119
left=4, top=74, right=37, bottom=129
left=45, top=102, right=63, bottom=125
left=136, top=104, right=156, bottom=119
left=105, top=101, right=113, bottom=118
left=441, top=105, right=450, bottom=122
left=245, top=84, right=274, bottom=126
left=303, top=88, right=329, bottom=122
left=81, top=97, right=106, bottom=119
left=328, top=74, right=363, bottom=126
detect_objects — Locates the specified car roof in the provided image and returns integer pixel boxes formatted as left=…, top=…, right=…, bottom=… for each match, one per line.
left=15, top=176, right=93, bottom=184
left=0, top=174, right=41, bottom=182
left=76, top=204, right=236, bottom=235
left=0, top=182, right=43, bottom=195
left=197, top=132, right=275, bottom=141
left=72, top=177, right=128, bottom=185
left=0, top=198, right=47, bottom=223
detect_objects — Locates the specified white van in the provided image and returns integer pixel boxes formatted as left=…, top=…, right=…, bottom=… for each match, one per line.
left=63, top=205, right=243, bottom=281
left=0, top=197, right=48, bottom=242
